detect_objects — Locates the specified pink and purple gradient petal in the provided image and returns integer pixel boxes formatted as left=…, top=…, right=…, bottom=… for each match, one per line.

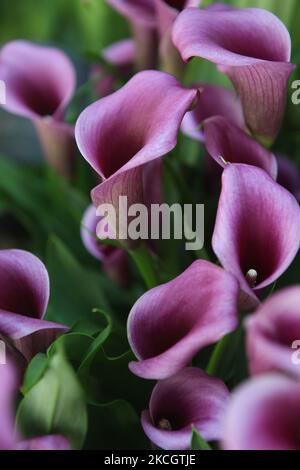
left=173, top=7, right=295, bottom=142
left=222, top=374, right=300, bottom=450
left=0, top=40, right=75, bottom=121
left=203, top=116, right=277, bottom=178
left=0, top=249, right=67, bottom=360
left=181, top=83, right=244, bottom=141
left=75, top=70, right=198, bottom=215
left=212, top=164, right=300, bottom=309
left=246, top=286, right=300, bottom=379
left=128, top=260, right=238, bottom=379
left=142, top=367, right=229, bottom=450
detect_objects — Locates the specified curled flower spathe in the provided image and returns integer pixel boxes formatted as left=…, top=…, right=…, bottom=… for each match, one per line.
left=212, top=164, right=300, bottom=309
left=75, top=71, right=197, bottom=236
left=128, top=260, right=238, bottom=380
left=173, top=7, right=295, bottom=143
left=222, top=374, right=300, bottom=450
left=203, top=116, right=277, bottom=178
left=142, top=367, right=229, bottom=450
left=0, top=40, right=76, bottom=178
left=246, top=287, right=300, bottom=379
left=81, top=205, right=129, bottom=287
left=0, top=249, right=67, bottom=361
left=181, top=83, right=244, bottom=142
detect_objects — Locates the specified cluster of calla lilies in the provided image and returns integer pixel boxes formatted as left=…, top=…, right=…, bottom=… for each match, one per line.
left=0, top=0, right=300, bottom=450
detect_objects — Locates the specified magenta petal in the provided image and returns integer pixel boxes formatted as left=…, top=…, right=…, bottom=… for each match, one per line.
left=181, top=84, right=244, bottom=141
left=81, top=205, right=128, bottom=286
left=246, top=287, right=300, bottom=379
left=107, top=0, right=157, bottom=27
left=222, top=374, right=300, bottom=450
left=0, top=362, right=19, bottom=450
left=173, top=7, right=295, bottom=141
left=0, top=250, right=49, bottom=319
left=16, top=435, right=70, bottom=450
left=203, top=117, right=277, bottom=178
left=102, top=39, right=136, bottom=67
left=142, top=368, right=229, bottom=450
left=0, top=40, right=75, bottom=121
left=212, top=164, right=300, bottom=308
left=76, top=71, right=197, bottom=211
left=128, top=260, right=238, bottom=379
left=0, top=311, right=67, bottom=361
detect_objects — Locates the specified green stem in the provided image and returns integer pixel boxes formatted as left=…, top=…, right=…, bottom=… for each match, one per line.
left=128, top=243, right=158, bottom=289
left=206, top=334, right=231, bottom=376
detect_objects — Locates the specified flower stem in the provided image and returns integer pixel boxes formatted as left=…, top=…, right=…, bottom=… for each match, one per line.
left=128, top=243, right=158, bottom=289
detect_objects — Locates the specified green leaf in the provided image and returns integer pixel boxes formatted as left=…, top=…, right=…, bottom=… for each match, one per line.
left=17, top=348, right=88, bottom=449
left=84, top=400, right=147, bottom=450
left=21, top=353, right=48, bottom=395
left=78, top=348, right=153, bottom=411
left=45, top=236, right=110, bottom=326
left=47, top=332, right=94, bottom=371
left=190, top=427, right=212, bottom=450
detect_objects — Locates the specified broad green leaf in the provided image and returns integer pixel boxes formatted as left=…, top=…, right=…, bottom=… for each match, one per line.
left=21, top=353, right=48, bottom=395
left=45, top=236, right=110, bottom=326
left=79, top=348, right=153, bottom=411
left=84, top=400, right=147, bottom=450
left=17, top=348, right=88, bottom=449
left=191, top=427, right=212, bottom=451
left=47, top=332, right=94, bottom=371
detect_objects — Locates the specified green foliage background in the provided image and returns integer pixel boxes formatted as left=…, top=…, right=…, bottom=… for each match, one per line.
left=0, top=0, right=299, bottom=450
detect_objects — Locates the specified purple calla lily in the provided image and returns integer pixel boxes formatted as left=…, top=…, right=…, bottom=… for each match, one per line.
left=173, top=7, right=295, bottom=143
left=106, top=0, right=157, bottom=70
left=246, top=287, right=300, bottom=379
left=222, top=374, right=300, bottom=450
left=75, top=71, right=198, bottom=235
left=81, top=205, right=129, bottom=287
left=127, top=260, right=238, bottom=380
left=212, top=164, right=300, bottom=309
left=0, top=250, right=67, bottom=361
left=0, top=40, right=76, bottom=178
left=181, top=83, right=244, bottom=142
left=142, top=367, right=229, bottom=450
left=0, top=362, right=69, bottom=450
left=203, top=116, right=277, bottom=178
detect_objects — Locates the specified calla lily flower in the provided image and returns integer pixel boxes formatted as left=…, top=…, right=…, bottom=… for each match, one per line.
left=202, top=116, right=277, bottom=178
left=0, top=362, right=69, bottom=450
left=181, top=83, right=244, bottom=142
left=212, top=164, right=300, bottom=309
left=246, top=287, right=300, bottom=379
left=106, top=0, right=157, bottom=70
left=75, top=70, right=198, bottom=234
left=0, top=249, right=67, bottom=361
left=81, top=205, right=129, bottom=287
left=222, top=374, right=300, bottom=450
left=127, top=260, right=238, bottom=380
left=276, top=154, right=300, bottom=202
left=173, top=7, right=295, bottom=143
left=155, top=0, right=200, bottom=77
left=0, top=40, right=76, bottom=178
left=142, top=367, right=229, bottom=450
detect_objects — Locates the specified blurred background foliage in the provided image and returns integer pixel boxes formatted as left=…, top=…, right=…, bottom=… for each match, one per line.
left=0, top=0, right=299, bottom=449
